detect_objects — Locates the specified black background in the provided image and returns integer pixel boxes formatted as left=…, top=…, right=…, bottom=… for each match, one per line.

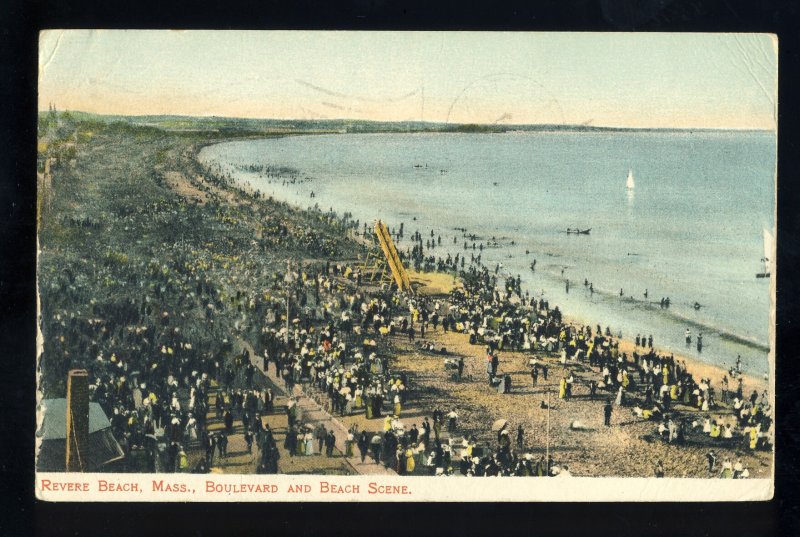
left=1, top=1, right=798, bottom=535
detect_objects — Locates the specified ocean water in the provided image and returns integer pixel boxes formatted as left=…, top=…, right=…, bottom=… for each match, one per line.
left=199, top=130, right=776, bottom=375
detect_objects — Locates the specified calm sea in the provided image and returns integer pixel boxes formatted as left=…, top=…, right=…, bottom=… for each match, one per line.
left=199, top=130, right=776, bottom=375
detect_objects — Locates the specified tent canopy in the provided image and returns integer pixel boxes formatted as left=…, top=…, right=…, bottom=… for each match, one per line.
left=37, top=399, right=112, bottom=440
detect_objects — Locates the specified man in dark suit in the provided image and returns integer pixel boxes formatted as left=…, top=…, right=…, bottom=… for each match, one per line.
left=325, top=430, right=336, bottom=457
left=224, top=408, right=234, bottom=434
left=316, top=424, right=327, bottom=453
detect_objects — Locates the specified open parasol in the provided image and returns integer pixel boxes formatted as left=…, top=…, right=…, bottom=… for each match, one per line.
left=491, top=418, right=508, bottom=432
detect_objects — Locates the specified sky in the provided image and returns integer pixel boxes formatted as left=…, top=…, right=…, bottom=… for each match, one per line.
left=38, top=31, right=777, bottom=129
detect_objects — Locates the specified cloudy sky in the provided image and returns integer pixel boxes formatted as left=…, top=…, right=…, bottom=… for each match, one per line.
left=39, top=31, right=777, bottom=129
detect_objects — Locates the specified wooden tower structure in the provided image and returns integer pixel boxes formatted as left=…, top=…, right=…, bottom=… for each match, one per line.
left=361, top=220, right=412, bottom=293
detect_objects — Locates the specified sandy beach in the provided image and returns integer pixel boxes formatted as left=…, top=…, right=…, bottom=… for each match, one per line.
left=313, top=276, right=771, bottom=478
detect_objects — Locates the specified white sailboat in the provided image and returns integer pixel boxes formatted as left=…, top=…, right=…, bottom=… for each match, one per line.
left=757, top=228, right=774, bottom=278
left=626, top=169, right=635, bottom=190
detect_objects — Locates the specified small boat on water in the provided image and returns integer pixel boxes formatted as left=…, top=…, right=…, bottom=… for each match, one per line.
left=566, top=228, right=591, bottom=235
left=756, top=228, right=774, bottom=278
left=626, top=169, right=635, bottom=190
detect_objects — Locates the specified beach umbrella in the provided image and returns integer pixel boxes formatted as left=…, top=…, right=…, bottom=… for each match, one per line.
left=491, top=419, right=508, bottom=432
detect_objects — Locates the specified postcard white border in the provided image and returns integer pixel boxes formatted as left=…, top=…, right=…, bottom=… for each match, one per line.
left=36, top=472, right=772, bottom=502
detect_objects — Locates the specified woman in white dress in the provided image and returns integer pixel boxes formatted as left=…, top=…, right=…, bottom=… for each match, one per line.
left=185, top=414, right=198, bottom=443
left=304, top=431, right=315, bottom=455
left=344, top=392, right=353, bottom=415
left=614, top=386, right=624, bottom=406
left=702, top=418, right=712, bottom=434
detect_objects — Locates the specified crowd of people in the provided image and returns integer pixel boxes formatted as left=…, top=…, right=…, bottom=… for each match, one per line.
left=37, top=125, right=363, bottom=473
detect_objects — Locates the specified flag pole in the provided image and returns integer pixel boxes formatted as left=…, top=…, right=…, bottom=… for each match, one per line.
left=285, top=258, right=290, bottom=347
left=546, top=389, right=551, bottom=476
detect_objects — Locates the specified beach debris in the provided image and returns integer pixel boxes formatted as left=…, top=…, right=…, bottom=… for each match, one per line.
left=569, top=420, right=590, bottom=431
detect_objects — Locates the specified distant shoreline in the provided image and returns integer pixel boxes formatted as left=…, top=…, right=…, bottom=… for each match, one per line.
left=39, top=110, right=775, bottom=136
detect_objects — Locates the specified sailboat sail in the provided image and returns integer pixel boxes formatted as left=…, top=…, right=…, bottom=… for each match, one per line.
left=626, top=169, right=635, bottom=190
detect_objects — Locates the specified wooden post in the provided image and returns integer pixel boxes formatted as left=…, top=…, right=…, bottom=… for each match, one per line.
left=66, top=369, right=89, bottom=472
left=285, top=259, right=291, bottom=347
left=546, top=389, right=551, bottom=476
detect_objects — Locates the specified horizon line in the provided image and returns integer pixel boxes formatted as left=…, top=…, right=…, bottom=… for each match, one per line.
left=39, top=109, right=775, bottom=133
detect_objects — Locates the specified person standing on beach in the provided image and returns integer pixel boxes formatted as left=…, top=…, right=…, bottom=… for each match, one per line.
left=345, top=429, right=355, bottom=458
left=358, top=431, right=369, bottom=463
left=697, top=333, right=703, bottom=353
left=316, top=424, right=326, bottom=454
left=223, top=408, right=234, bottom=434
left=370, top=433, right=382, bottom=463
left=265, top=388, right=275, bottom=414
left=721, top=376, right=729, bottom=403
left=614, top=385, right=624, bottom=406
left=219, top=432, right=228, bottom=458
left=491, top=353, right=499, bottom=378
left=603, top=399, right=613, bottom=426
left=531, top=365, right=539, bottom=386
left=654, top=460, right=665, bottom=478
left=421, top=417, right=431, bottom=446
left=325, top=430, right=336, bottom=457
left=685, top=328, right=692, bottom=347
left=706, top=451, right=717, bottom=473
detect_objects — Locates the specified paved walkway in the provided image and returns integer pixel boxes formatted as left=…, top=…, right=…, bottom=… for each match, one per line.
left=190, top=385, right=356, bottom=475
left=184, top=338, right=396, bottom=475
left=241, top=339, right=396, bottom=476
